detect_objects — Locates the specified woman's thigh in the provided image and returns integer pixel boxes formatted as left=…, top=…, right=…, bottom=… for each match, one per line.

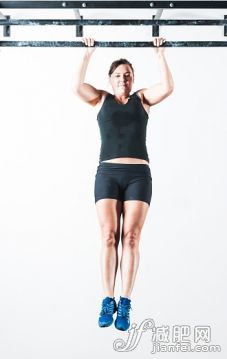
left=95, top=199, right=123, bottom=242
left=94, top=162, right=152, bottom=239
left=121, top=200, right=150, bottom=240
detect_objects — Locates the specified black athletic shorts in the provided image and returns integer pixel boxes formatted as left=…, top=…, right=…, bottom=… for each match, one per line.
left=94, top=162, right=152, bottom=205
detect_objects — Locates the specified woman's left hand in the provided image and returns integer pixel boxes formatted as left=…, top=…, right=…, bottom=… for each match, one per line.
left=152, top=37, right=166, bottom=54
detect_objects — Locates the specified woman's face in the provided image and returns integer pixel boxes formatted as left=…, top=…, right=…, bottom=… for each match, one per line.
left=109, top=64, right=134, bottom=96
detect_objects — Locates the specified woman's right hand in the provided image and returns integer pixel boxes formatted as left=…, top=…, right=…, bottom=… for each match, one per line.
left=82, top=37, right=96, bottom=56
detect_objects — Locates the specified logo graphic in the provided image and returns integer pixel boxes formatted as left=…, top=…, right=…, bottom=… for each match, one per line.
left=113, top=319, right=155, bottom=352
left=113, top=319, right=221, bottom=354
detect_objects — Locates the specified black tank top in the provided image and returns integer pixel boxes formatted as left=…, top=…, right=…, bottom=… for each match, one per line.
left=97, top=92, right=149, bottom=163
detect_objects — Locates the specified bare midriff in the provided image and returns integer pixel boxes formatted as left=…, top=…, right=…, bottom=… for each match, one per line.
left=101, top=157, right=149, bottom=165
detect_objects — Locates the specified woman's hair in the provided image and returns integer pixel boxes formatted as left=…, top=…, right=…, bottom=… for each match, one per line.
left=108, top=58, right=134, bottom=77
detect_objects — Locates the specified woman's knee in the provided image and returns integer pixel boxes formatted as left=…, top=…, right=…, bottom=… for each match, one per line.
left=122, top=228, right=141, bottom=248
left=101, top=227, right=118, bottom=247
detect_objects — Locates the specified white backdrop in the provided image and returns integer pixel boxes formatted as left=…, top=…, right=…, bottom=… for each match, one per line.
left=0, top=7, right=227, bottom=359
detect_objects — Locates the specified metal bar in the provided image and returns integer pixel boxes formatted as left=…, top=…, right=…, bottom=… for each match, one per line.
left=1, top=41, right=227, bottom=47
left=152, top=9, right=163, bottom=37
left=1, top=19, right=227, bottom=26
left=1, top=1, right=227, bottom=9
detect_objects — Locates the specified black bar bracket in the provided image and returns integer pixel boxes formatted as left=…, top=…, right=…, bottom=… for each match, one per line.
left=225, top=15, right=227, bottom=35
left=152, top=14, right=160, bottom=37
left=74, top=9, right=83, bottom=37
left=76, top=14, right=83, bottom=37
left=3, top=14, right=10, bottom=36
left=0, top=2, right=227, bottom=46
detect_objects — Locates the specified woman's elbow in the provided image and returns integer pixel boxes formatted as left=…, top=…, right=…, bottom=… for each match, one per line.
left=72, top=85, right=80, bottom=96
left=161, top=82, right=174, bottom=95
left=167, top=84, right=174, bottom=95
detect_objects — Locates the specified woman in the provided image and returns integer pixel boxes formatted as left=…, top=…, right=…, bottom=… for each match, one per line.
left=73, top=37, right=174, bottom=331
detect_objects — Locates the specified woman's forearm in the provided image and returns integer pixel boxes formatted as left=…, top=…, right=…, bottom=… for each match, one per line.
left=72, top=51, right=92, bottom=93
left=155, top=52, right=174, bottom=91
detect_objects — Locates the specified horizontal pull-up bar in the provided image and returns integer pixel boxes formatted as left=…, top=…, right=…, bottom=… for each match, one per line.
left=1, top=41, right=227, bottom=47
left=0, top=1, right=227, bottom=9
left=1, top=19, right=227, bottom=26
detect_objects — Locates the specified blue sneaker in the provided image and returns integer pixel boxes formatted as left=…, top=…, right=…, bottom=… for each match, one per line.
left=98, top=297, right=117, bottom=327
left=114, top=296, right=131, bottom=331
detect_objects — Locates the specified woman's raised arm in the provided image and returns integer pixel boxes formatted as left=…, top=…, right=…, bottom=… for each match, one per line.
left=138, top=37, right=174, bottom=107
left=72, top=37, right=103, bottom=106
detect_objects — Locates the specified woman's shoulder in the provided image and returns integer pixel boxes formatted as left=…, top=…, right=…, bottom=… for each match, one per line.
left=133, top=89, right=150, bottom=116
left=95, top=90, right=112, bottom=110
left=100, top=90, right=111, bottom=102
left=134, top=89, right=146, bottom=99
